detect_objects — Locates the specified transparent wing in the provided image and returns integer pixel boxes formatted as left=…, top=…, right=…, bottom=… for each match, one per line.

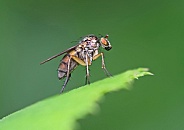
left=40, top=43, right=80, bottom=65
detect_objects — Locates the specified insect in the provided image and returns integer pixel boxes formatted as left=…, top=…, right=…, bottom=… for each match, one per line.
left=40, top=34, right=112, bottom=93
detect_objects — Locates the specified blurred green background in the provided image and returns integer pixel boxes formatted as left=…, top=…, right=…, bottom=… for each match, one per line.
left=1, top=0, right=184, bottom=129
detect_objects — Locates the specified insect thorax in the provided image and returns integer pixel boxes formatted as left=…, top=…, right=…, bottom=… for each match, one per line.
left=75, top=35, right=100, bottom=64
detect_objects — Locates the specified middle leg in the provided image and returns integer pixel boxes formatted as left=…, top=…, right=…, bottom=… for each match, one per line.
left=85, top=54, right=90, bottom=85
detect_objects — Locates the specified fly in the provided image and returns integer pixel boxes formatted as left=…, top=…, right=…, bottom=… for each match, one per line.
left=40, top=34, right=112, bottom=93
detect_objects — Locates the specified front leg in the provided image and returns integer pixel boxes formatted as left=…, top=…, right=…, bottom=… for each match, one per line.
left=93, top=52, right=112, bottom=77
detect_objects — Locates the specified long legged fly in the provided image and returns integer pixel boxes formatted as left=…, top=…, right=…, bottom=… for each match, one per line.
left=40, top=34, right=112, bottom=93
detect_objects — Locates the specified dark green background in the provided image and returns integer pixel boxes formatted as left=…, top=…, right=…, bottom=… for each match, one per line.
left=1, top=0, right=184, bottom=129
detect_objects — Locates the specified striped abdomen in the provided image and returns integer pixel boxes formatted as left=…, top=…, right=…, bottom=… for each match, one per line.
left=58, top=53, right=78, bottom=79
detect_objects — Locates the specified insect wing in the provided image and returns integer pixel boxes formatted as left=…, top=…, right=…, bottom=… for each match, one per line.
left=40, top=43, right=80, bottom=64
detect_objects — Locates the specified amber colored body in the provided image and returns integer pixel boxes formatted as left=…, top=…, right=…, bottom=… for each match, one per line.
left=40, top=34, right=112, bottom=93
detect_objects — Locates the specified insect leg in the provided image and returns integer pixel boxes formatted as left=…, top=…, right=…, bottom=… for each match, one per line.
left=60, top=56, right=71, bottom=93
left=93, top=53, right=112, bottom=77
left=70, top=55, right=90, bottom=85
left=70, top=55, right=86, bottom=66
left=85, top=54, right=90, bottom=85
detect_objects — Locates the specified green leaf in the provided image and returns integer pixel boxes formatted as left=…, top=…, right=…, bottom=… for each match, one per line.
left=0, top=68, right=153, bottom=130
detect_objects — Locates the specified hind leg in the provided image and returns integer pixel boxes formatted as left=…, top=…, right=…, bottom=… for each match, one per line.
left=60, top=57, right=72, bottom=93
left=60, top=73, right=71, bottom=93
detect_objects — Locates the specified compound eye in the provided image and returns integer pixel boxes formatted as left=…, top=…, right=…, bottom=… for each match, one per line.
left=100, top=38, right=108, bottom=46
